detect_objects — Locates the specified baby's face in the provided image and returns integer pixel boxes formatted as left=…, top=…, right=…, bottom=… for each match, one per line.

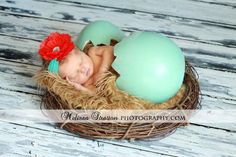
left=59, top=48, right=94, bottom=84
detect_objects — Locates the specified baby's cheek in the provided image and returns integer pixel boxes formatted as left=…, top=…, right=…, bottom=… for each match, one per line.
left=58, top=69, right=65, bottom=79
left=76, top=74, right=87, bottom=84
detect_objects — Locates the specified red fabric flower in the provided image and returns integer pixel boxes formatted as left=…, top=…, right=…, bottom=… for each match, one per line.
left=38, top=32, right=75, bottom=61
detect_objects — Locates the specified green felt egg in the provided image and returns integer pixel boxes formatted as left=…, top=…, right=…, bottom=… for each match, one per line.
left=112, top=32, right=185, bottom=103
left=75, top=20, right=125, bottom=50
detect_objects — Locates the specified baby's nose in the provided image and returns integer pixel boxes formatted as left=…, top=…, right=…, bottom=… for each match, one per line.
left=80, top=67, right=86, bottom=73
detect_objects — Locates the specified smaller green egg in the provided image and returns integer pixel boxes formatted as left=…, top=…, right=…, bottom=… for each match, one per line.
left=75, top=20, right=125, bottom=50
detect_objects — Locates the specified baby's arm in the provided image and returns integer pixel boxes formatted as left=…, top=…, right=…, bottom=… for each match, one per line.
left=97, top=46, right=114, bottom=74
left=89, top=45, right=114, bottom=76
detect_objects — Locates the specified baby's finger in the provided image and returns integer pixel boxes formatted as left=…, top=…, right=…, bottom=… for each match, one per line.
left=66, top=76, right=74, bottom=84
left=66, top=77, right=78, bottom=87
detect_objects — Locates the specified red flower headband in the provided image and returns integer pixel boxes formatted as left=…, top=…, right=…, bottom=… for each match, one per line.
left=38, top=32, right=75, bottom=73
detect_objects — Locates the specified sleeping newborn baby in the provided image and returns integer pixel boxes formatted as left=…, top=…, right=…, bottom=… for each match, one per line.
left=38, top=32, right=115, bottom=94
left=58, top=45, right=114, bottom=93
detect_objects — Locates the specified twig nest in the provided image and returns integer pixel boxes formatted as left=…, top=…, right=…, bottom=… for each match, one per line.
left=33, top=60, right=201, bottom=140
left=112, top=32, right=185, bottom=103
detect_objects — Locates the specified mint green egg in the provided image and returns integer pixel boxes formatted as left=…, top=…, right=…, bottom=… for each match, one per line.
left=112, top=32, right=185, bottom=103
left=75, top=20, right=125, bottom=50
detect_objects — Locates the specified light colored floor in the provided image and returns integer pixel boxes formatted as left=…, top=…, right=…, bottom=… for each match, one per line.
left=0, top=0, right=236, bottom=156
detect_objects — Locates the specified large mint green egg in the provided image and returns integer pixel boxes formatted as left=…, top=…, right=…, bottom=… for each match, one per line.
left=112, top=32, right=185, bottom=103
left=75, top=20, right=125, bottom=50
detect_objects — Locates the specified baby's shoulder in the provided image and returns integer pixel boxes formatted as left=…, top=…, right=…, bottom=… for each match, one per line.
left=87, top=46, right=103, bottom=56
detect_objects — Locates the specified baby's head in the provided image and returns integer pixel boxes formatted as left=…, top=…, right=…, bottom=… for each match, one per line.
left=38, top=32, right=94, bottom=84
left=58, top=47, right=94, bottom=84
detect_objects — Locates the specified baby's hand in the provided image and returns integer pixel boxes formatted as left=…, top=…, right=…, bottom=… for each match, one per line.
left=92, top=71, right=103, bottom=85
left=66, top=77, right=94, bottom=94
left=66, top=77, right=82, bottom=90
left=83, top=72, right=101, bottom=86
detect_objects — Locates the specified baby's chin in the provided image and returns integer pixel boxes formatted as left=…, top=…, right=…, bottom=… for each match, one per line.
left=82, top=75, right=94, bottom=86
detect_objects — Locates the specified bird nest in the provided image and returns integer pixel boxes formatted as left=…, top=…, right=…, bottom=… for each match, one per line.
left=33, top=58, right=201, bottom=140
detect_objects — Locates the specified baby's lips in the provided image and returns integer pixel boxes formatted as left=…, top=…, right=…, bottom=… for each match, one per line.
left=86, top=68, right=90, bottom=76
